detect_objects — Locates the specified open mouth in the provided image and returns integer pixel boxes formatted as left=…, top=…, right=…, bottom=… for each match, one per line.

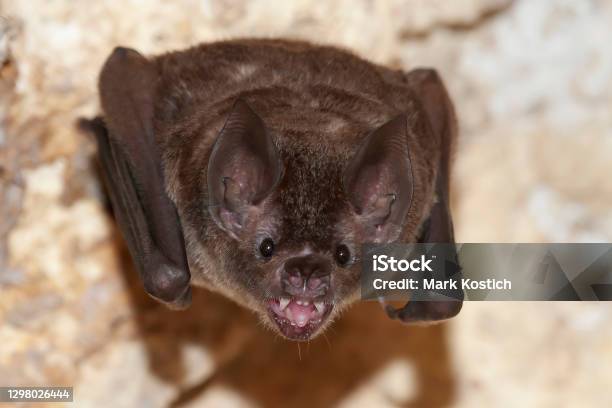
left=267, top=297, right=333, bottom=341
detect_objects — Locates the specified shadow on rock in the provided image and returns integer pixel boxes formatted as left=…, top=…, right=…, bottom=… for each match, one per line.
left=114, top=235, right=457, bottom=407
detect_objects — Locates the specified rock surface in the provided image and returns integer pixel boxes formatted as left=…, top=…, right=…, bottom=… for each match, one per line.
left=1, top=1, right=612, bottom=407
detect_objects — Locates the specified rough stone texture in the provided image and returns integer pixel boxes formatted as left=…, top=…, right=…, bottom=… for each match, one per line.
left=1, top=1, right=612, bottom=407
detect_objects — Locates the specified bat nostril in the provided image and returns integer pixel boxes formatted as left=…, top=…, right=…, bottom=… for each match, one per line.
left=307, top=274, right=330, bottom=292
left=289, top=274, right=303, bottom=288
left=308, top=277, right=321, bottom=290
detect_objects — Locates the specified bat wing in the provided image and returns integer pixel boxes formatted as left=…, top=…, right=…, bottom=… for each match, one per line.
left=385, top=69, right=464, bottom=323
left=80, top=47, right=191, bottom=309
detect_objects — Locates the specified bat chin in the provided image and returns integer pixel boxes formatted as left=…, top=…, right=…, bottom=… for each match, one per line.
left=266, top=296, right=334, bottom=341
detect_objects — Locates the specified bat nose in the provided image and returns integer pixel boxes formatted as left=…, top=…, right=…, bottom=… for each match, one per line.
left=282, top=255, right=331, bottom=297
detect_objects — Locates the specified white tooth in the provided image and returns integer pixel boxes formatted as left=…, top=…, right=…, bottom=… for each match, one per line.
left=285, top=308, right=294, bottom=321
left=279, top=298, right=290, bottom=311
left=315, top=302, right=325, bottom=315
left=303, top=301, right=311, bottom=306
left=296, top=300, right=303, bottom=306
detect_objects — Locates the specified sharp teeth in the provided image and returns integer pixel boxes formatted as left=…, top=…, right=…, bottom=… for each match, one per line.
left=279, top=298, right=290, bottom=311
left=314, top=301, right=325, bottom=314
left=303, top=300, right=311, bottom=306
left=285, top=307, right=294, bottom=321
left=296, top=300, right=303, bottom=306
left=296, top=315, right=308, bottom=327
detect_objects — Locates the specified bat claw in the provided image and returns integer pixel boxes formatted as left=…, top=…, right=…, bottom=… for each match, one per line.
left=143, top=262, right=192, bottom=307
left=385, top=300, right=463, bottom=324
left=163, top=286, right=192, bottom=311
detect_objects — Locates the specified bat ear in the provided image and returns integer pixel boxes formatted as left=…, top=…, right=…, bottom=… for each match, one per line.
left=343, top=115, right=413, bottom=243
left=93, top=46, right=192, bottom=309
left=385, top=69, right=463, bottom=323
left=207, top=99, right=282, bottom=238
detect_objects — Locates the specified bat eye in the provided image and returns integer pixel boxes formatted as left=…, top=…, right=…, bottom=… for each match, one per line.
left=335, top=244, right=351, bottom=266
left=259, top=238, right=275, bottom=258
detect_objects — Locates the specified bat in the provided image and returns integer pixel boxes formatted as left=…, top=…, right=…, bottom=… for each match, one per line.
left=80, top=39, right=463, bottom=341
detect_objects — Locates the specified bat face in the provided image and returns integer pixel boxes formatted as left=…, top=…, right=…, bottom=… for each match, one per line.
left=199, top=100, right=416, bottom=340
left=87, top=39, right=463, bottom=342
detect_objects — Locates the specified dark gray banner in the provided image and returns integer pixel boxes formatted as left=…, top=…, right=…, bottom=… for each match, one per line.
left=361, top=244, right=612, bottom=301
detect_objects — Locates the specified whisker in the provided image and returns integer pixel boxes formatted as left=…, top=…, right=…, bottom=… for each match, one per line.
left=322, top=332, right=332, bottom=352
